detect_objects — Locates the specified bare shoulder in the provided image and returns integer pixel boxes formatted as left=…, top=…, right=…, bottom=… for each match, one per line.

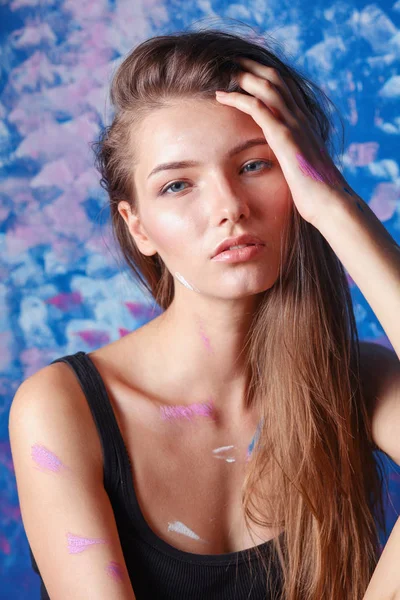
left=87, top=321, right=163, bottom=390
left=359, top=341, right=400, bottom=465
left=10, top=359, right=104, bottom=479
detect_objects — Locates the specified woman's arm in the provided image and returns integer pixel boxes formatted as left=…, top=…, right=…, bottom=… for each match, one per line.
left=362, top=517, right=400, bottom=600
left=315, top=190, right=400, bottom=600
left=314, top=193, right=400, bottom=361
left=359, top=342, right=400, bottom=600
left=9, top=365, right=137, bottom=599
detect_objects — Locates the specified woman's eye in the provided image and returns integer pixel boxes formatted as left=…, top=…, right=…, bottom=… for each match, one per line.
left=242, top=159, right=273, bottom=173
left=160, top=181, right=189, bottom=195
left=159, top=160, right=273, bottom=195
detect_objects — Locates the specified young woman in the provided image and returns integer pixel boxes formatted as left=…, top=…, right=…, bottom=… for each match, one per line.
left=9, top=28, right=400, bottom=600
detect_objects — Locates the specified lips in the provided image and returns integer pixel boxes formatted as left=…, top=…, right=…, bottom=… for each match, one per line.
left=212, top=234, right=265, bottom=258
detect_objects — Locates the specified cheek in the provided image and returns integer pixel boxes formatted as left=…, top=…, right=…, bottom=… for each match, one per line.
left=145, top=210, right=196, bottom=257
left=259, top=179, right=292, bottom=224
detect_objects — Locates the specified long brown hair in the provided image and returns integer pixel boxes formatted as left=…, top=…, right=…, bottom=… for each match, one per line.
left=92, top=24, right=388, bottom=600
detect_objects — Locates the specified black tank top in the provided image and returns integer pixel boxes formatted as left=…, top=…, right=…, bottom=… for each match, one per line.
left=29, top=350, right=284, bottom=599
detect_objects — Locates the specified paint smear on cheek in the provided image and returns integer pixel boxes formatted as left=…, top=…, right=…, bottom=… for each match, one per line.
left=66, top=532, right=108, bottom=554
left=31, top=444, right=69, bottom=474
left=105, top=560, right=125, bottom=582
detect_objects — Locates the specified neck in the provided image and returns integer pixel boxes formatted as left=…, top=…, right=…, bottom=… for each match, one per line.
left=151, top=289, right=264, bottom=425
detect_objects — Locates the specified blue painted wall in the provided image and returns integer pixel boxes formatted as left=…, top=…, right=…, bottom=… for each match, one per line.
left=1, top=1, right=400, bottom=597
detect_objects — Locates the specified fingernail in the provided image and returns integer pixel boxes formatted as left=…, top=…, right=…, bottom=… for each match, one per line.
left=215, top=91, right=227, bottom=95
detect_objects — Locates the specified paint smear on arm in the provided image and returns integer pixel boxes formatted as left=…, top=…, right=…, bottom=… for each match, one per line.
left=105, top=560, right=125, bottom=582
left=66, top=532, right=108, bottom=554
left=297, top=150, right=364, bottom=211
left=31, top=443, right=70, bottom=474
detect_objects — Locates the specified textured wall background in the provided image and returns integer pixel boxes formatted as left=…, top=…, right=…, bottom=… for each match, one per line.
left=1, top=0, right=400, bottom=598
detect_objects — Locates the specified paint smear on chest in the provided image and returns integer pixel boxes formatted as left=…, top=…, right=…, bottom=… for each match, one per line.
left=160, top=397, right=215, bottom=421
left=212, top=445, right=236, bottom=463
left=167, top=520, right=207, bottom=543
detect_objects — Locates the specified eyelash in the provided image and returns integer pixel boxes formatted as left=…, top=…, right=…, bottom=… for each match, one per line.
left=158, top=160, right=273, bottom=196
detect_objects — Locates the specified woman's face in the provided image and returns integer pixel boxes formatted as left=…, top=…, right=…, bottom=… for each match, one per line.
left=119, top=97, right=292, bottom=300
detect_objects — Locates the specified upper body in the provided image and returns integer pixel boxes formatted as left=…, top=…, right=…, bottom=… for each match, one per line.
left=10, top=319, right=285, bottom=600
left=8, top=320, right=400, bottom=599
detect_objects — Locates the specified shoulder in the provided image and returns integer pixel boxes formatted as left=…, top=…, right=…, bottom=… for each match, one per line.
left=9, top=360, right=104, bottom=479
left=359, top=341, right=400, bottom=465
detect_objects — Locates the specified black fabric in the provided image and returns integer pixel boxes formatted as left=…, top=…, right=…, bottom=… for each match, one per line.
left=29, top=351, right=284, bottom=599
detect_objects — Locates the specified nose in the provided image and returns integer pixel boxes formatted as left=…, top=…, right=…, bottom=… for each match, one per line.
left=210, top=175, right=251, bottom=225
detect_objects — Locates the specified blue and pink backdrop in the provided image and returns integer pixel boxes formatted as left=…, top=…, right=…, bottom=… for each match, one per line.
left=1, top=1, right=400, bottom=598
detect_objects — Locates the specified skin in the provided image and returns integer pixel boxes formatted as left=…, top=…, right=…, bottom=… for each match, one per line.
left=118, top=97, right=292, bottom=426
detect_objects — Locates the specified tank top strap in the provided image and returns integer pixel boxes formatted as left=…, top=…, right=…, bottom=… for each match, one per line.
left=50, top=350, right=130, bottom=499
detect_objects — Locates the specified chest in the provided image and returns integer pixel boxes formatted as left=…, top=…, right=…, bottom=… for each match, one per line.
left=103, top=375, right=281, bottom=554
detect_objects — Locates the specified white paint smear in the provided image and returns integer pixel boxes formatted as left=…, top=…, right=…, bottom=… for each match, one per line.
left=167, top=520, right=203, bottom=541
left=212, top=445, right=234, bottom=453
left=175, top=272, right=200, bottom=293
left=213, top=445, right=236, bottom=462
left=214, top=455, right=236, bottom=463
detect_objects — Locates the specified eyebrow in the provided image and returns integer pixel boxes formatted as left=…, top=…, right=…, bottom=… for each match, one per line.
left=146, top=137, right=269, bottom=180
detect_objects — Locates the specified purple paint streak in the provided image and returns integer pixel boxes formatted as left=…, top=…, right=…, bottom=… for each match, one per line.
left=66, top=532, right=108, bottom=554
left=199, top=325, right=213, bottom=353
left=160, top=398, right=214, bottom=421
left=105, top=560, right=124, bottom=582
left=31, top=444, right=67, bottom=473
left=296, top=153, right=325, bottom=182
left=297, top=150, right=340, bottom=187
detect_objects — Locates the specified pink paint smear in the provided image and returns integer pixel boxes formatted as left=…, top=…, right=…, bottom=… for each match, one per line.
left=197, top=319, right=213, bottom=353
left=105, top=560, right=124, bottom=582
left=160, top=399, right=214, bottom=421
left=67, top=532, right=108, bottom=554
left=296, top=152, right=339, bottom=187
left=31, top=444, right=68, bottom=474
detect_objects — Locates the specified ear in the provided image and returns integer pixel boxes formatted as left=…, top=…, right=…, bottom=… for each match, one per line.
left=117, top=201, right=157, bottom=257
